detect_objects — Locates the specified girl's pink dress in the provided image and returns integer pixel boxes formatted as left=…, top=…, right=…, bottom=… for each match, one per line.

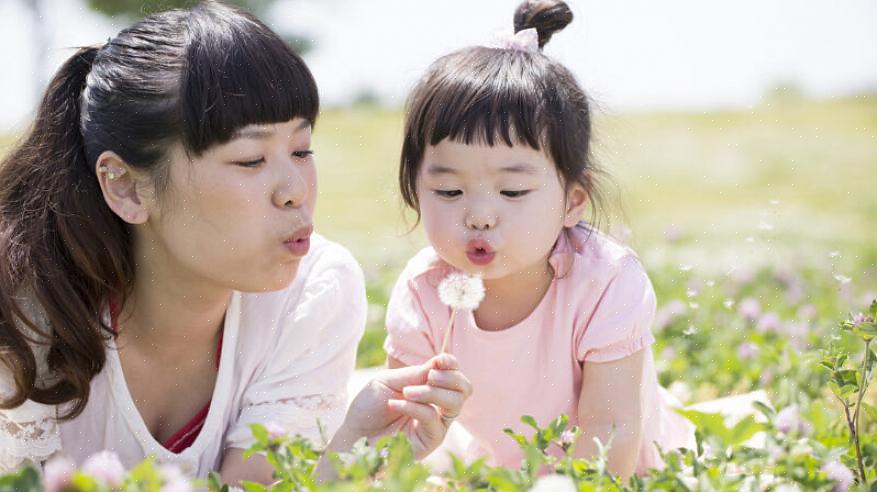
left=384, top=225, right=694, bottom=473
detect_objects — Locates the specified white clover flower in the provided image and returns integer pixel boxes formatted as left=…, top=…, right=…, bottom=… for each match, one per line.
left=438, top=273, right=485, bottom=311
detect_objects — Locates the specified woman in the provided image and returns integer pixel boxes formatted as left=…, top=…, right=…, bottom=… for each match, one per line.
left=0, top=1, right=470, bottom=484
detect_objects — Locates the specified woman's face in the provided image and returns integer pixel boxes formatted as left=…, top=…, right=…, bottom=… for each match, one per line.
left=138, top=118, right=317, bottom=293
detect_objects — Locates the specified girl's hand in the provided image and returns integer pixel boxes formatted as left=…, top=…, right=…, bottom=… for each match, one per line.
left=340, top=353, right=472, bottom=459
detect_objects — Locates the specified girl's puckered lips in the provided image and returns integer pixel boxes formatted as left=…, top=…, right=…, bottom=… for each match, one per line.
left=283, top=224, right=313, bottom=256
left=466, top=239, right=496, bottom=265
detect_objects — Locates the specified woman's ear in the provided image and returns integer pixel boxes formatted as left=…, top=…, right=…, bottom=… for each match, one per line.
left=95, top=151, right=148, bottom=224
left=563, top=181, right=589, bottom=228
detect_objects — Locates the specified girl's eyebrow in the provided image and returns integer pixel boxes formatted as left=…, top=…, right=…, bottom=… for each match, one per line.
left=499, top=163, right=539, bottom=175
left=427, top=163, right=539, bottom=176
left=426, top=164, right=459, bottom=176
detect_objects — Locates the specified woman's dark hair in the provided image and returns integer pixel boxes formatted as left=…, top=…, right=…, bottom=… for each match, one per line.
left=400, top=0, right=606, bottom=226
left=0, top=0, right=318, bottom=419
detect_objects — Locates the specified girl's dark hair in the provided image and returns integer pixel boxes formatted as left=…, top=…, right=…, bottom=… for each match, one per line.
left=0, top=1, right=318, bottom=419
left=400, top=0, right=607, bottom=226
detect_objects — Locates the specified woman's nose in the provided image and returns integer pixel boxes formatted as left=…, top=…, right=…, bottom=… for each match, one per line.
left=273, top=162, right=308, bottom=208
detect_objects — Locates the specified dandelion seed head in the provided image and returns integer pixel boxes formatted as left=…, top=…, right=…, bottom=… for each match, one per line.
left=438, top=273, right=485, bottom=310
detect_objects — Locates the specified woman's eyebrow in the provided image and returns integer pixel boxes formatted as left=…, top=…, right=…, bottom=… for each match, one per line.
left=230, top=127, right=274, bottom=140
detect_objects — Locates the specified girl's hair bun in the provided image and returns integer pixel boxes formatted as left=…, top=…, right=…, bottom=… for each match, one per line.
left=513, top=0, right=573, bottom=49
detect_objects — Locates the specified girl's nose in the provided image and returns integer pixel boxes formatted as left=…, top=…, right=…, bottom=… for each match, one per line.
left=465, top=209, right=497, bottom=231
left=273, top=161, right=308, bottom=208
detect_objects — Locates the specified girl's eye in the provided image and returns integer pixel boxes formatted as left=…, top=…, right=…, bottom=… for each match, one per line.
left=501, top=190, right=531, bottom=198
left=234, top=158, right=264, bottom=168
left=434, top=189, right=463, bottom=198
left=292, top=150, right=314, bottom=159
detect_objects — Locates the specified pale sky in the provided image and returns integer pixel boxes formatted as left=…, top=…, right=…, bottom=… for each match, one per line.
left=1, top=0, right=875, bottom=132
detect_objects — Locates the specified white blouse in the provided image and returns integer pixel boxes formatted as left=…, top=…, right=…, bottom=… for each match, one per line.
left=0, top=234, right=367, bottom=477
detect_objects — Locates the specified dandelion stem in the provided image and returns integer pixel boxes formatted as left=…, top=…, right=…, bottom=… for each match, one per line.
left=440, top=309, right=457, bottom=353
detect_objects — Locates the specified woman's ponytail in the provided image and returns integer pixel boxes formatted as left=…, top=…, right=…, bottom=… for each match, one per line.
left=0, top=46, right=128, bottom=419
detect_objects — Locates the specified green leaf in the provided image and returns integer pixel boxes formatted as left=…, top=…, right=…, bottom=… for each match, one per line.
left=520, top=415, right=540, bottom=431
left=728, top=416, right=767, bottom=446
left=862, top=402, right=877, bottom=423
left=240, top=481, right=268, bottom=492
left=503, top=428, right=528, bottom=447
left=250, top=423, right=269, bottom=443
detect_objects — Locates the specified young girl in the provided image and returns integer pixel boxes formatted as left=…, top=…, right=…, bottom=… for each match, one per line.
left=384, top=0, right=694, bottom=479
left=0, top=1, right=470, bottom=484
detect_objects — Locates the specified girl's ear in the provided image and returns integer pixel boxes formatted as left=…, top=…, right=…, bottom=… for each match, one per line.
left=95, top=151, right=149, bottom=225
left=563, top=181, right=589, bottom=228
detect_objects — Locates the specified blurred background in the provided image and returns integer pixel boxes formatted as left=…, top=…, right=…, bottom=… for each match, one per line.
left=1, top=0, right=875, bottom=368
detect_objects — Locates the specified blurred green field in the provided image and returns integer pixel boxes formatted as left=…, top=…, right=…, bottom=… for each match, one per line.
left=308, top=94, right=877, bottom=366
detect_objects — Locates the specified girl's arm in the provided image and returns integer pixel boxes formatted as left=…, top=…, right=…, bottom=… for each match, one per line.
left=575, top=348, right=645, bottom=482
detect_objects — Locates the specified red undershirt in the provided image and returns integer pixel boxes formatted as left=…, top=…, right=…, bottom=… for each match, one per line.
left=110, top=301, right=222, bottom=453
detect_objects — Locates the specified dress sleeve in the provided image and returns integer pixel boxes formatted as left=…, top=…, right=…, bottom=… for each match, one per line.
left=575, top=256, right=657, bottom=363
left=224, top=252, right=367, bottom=451
left=382, top=271, right=439, bottom=367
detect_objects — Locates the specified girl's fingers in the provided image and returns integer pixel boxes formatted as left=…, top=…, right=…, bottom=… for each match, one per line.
left=426, top=368, right=473, bottom=398
left=402, top=385, right=465, bottom=414
left=387, top=399, right=444, bottom=435
left=428, top=352, right=460, bottom=371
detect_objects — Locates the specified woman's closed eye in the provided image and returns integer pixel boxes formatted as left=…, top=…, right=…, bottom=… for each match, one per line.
left=233, top=157, right=264, bottom=168
left=500, top=190, right=531, bottom=198
left=433, top=189, right=463, bottom=198
left=233, top=150, right=313, bottom=168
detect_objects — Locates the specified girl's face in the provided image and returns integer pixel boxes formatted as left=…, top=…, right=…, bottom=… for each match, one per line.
left=416, top=139, right=586, bottom=284
left=137, top=118, right=317, bottom=293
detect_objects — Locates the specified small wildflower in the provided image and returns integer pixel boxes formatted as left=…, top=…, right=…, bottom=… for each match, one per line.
left=655, top=300, right=686, bottom=332
left=738, top=297, right=761, bottom=321
left=265, top=421, right=287, bottom=439
left=851, top=312, right=874, bottom=327
left=43, top=456, right=76, bottom=492
left=737, top=342, right=759, bottom=360
left=82, top=450, right=125, bottom=487
left=834, top=274, right=851, bottom=285
left=723, top=298, right=735, bottom=309
left=560, top=429, right=576, bottom=446
left=756, top=312, right=782, bottom=333
left=775, top=405, right=811, bottom=436
left=821, top=461, right=854, bottom=492
left=797, top=304, right=816, bottom=319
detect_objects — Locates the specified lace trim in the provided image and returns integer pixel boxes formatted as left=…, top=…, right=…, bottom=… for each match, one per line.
left=0, top=411, right=61, bottom=471
left=249, top=393, right=345, bottom=412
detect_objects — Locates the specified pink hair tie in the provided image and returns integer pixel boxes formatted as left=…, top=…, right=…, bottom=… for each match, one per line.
left=487, top=27, right=539, bottom=53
